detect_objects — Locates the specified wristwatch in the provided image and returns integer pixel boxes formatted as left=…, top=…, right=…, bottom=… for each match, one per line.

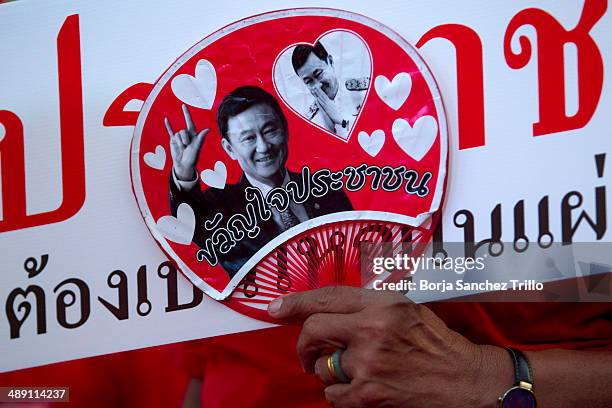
left=498, top=348, right=537, bottom=408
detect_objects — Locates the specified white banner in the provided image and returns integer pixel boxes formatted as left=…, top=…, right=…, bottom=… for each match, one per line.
left=1, top=0, right=610, bottom=372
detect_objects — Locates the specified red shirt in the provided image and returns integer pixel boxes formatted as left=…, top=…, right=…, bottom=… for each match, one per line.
left=1, top=301, right=609, bottom=407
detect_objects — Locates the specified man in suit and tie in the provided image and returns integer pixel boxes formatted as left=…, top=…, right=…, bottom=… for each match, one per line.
left=166, top=86, right=353, bottom=279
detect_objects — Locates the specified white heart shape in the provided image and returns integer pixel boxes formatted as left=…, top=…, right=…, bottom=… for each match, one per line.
left=156, top=203, right=195, bottom=245
left=201, top=161, right=227, bottom=189
left=375, top=73, right=412, bottom=111
left=143, top=145, right=166, bottom=170
left=171, top=59, right=217, bottom=109
left=392, top=116, right=438, bottom=161
left=0, top=122, right=5, bottom=142
left=358, top=129, right=385, bottom=157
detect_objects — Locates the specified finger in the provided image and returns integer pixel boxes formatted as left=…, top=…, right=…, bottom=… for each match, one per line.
left=192, top=128, right=209, bottom=151
left=314, top=347, right=357, bottom=385
left=169, top=135, right=180, bottom=159
left=324, top=384, right=356, bottom=408
left=315, top=86, right=329, bottom=101
left=179, top=129, right=190, bottom=146
left=297, top=313, right=355, bottom=373
left=314, top=355, right=335, bottom=386
left=172, top=133, right=185, bottom=150
left=333, top=347, right=358, bottom=381
left=182, top=104, right=195, bottom=134
left=314, top=98, right=324, bottom=112
left=325, top=381, right=385, bottom=408
left=164, top=117, right=174, bottom=138
left=268, top=286, right=392, bottom=321
left=313, top=90, right=332, bottom=114
left=311, top=88, right=323, bottom=102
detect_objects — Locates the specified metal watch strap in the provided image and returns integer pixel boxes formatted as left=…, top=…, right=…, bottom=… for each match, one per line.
left=506, top=348, right=533, bottom=386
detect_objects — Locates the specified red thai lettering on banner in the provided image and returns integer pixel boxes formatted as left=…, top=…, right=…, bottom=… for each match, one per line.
left=0, top=14, right=85, bottom=233
left=504, top=0, right=607, bottom=136
left=0, top=111, right=27, bottom=224
left=417, top=24, right=485, bottom=150
left=103, top=83, right=153, bottom=127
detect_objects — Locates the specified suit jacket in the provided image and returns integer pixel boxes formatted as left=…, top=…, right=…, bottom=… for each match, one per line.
left=169, top=170, right=353, bottom=278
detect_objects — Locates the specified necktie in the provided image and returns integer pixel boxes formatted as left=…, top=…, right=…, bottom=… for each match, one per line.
left=279, top=208, right=301, bottom=231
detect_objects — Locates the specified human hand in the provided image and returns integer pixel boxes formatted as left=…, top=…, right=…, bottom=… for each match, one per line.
left=268, top=286, right=512, bottom=408
left=312, top=87, right=343, bottom=126
left=165, top=104, right=209, bottom=181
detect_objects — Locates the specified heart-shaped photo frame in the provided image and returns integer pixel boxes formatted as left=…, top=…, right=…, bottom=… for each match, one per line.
left=273, top=30, right=372, bottom=142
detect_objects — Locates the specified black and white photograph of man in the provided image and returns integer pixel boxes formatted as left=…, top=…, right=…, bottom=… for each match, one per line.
left=165, top=86, right=353, bottom=278
left=274, top=31, right=371, bottom=140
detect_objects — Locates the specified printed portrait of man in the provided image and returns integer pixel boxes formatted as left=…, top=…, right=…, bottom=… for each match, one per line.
left=273, top=31, right=371, bottom=140
left=166, top=86, right=353, bottom=279
left=291, top=41, right=369, bottom=138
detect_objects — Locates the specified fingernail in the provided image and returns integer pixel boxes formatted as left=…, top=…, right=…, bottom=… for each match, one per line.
left=268, top=297, right=283, bottom=316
